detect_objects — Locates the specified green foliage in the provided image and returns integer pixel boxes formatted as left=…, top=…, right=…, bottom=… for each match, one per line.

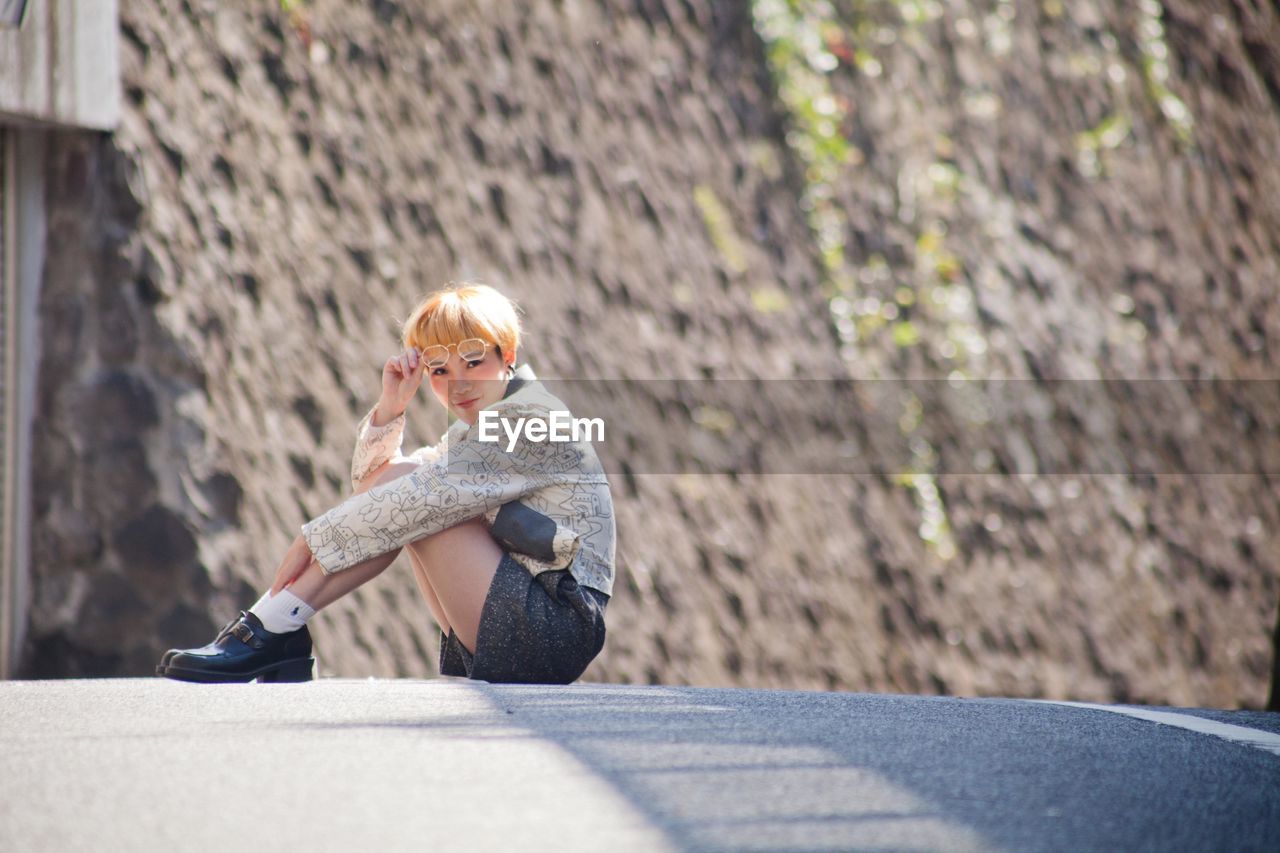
left=750, top=288, right=792, bottom=314
left=891, top=320, right=920, bottom=348
left=749, top=0, right=1192, bottom=564
left=693, top=185, right=749, bottom=276
left=751, top=0, right=857, bottom=304
left=1074, top=113, right=1131, bottom=178
left=1134, top=0, right=1194, bottom=147
left=752, top=0, right=959, bottom=561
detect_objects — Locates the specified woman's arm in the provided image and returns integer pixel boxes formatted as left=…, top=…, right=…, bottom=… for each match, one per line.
left=302, top=400, right=603, bottom=575
left=350, top=347, right=429, bottom=489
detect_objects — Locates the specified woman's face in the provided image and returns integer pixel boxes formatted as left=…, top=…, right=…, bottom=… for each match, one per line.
left=426, top=342, right=512, bottom=425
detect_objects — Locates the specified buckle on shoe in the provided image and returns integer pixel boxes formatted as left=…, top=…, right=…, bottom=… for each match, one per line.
left=230, top=621, right=265, bottom=649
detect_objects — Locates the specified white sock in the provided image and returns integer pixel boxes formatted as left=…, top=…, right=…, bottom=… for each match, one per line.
left=248, top=589, right=316, bottom=634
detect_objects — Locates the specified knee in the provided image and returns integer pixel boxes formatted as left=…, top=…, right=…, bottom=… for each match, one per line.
left=412, top=515, right=496, bottom=556
left=427, top=515, right=490, bottom=539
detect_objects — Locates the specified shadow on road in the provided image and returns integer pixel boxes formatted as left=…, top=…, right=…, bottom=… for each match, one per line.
left=276, top=681, right=1280, bottom=851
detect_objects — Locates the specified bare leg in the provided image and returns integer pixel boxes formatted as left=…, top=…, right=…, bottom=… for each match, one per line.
left=283, top=514, right=499, bottom=653
left=403, top=518, right=504, bottom=655
left=282, top=549, right=397, bottom=613
left=406, top=547, right=453, bottom=636
left=360, top=463, right=457, bottom=634
left=276, top=461, right=424, bottom=614
left=280, top=458, right=476, bottom=637
left=347, top=461, right=503, bottom=650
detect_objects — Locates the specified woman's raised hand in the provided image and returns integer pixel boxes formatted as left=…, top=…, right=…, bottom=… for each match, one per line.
left=374, top=347, right=427, bottom=425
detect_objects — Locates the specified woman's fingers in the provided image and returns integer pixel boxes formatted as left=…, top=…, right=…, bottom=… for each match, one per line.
left=399, top=350, right=425, bottom=385
left=270, top=536, right=314, bottom=595
left=397, top=348, right=424, bottom=378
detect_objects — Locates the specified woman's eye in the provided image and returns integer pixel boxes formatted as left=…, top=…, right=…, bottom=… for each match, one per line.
left=466, top=359, right=483, bottom=368
left=431, top=367, right=447, bottom=376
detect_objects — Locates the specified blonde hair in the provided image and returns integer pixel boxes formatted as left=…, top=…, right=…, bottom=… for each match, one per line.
left=401, top=283, right=522, bottom=366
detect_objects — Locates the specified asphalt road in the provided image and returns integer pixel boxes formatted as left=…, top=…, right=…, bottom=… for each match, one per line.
left=2, top=678, right=1276, bottom=852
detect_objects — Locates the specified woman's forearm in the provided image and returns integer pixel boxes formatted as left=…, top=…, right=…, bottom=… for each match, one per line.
left=370, top=398, right=405, bottom=427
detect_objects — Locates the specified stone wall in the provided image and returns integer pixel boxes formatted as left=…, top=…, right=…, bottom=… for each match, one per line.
left=784, top=0, right=1280, bottom=706
left=20, top=0, right=1280, bottom=708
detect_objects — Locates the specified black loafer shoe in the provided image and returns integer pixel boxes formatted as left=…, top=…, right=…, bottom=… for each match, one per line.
left=158, top=611, right=314, bottom=683
left=156, top=613, right=242, bottom=675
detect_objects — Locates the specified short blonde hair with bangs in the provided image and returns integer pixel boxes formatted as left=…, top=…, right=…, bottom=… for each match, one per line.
left=401, top=283, right=522, bottom=366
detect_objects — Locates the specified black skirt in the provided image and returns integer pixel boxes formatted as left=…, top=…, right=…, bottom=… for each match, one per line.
left=437, top=551, right=609, bottom=684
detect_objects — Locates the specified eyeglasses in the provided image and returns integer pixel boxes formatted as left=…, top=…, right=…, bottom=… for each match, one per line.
left=421, top=337, right=493, bottom=369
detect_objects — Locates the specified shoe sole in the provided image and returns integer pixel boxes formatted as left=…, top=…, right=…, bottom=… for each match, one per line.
left=156, top=656, right=316, bottom=683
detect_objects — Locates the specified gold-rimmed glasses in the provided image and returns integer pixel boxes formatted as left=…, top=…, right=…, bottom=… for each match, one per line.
left=421, top=337, right=493, bottom=369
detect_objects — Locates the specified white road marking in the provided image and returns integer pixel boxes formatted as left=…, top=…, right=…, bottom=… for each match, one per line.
left=1030, top=700, right=1280, bottom=757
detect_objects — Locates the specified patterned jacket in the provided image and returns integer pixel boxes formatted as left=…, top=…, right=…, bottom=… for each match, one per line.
left=301, top=364, right=616, bottom=597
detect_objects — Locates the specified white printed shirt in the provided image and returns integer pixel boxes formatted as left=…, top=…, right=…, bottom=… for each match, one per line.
left=301, top=365, right=616, bottom=597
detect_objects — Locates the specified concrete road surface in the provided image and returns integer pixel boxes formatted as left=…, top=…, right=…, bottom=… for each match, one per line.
left=2, top=678, right=1277, bottom=852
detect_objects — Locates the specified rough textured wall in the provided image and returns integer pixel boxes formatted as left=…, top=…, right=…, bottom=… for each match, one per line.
left=767, top=0, right=1280, bottom=705
left=27, top=0, right=849, bottom=686
left=22, top=0, right=1280, bottom=708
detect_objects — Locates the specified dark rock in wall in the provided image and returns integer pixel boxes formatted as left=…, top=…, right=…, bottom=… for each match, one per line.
left=113, top=505, right=200, bottom=587
left=83, top=439, right=157, bottom=524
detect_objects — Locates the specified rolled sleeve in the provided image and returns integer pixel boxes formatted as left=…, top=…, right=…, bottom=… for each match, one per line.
left=350, top=407, right=407, bottom=489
